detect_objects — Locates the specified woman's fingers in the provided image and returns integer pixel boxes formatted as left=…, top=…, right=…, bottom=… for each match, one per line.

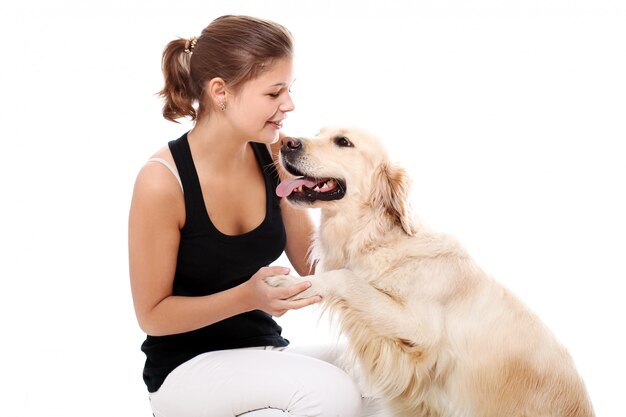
left=287, top=295, right=322, bottom=310
left=282, top=280, right=311, bottom=298
left=256, top=267, right=322, bottom=314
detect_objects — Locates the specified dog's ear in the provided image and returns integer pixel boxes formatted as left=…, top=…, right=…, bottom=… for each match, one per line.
left=370, top=162, right=417, bottom=236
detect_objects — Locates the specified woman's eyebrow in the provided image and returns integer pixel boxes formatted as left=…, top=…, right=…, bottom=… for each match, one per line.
left=270, top=79, right=297, bottom=88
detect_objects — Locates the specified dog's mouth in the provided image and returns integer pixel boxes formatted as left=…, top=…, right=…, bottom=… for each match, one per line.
left=276, top=161, right=346, bottom=202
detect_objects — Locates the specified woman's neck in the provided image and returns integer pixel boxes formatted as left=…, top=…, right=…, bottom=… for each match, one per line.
left=187, top=117, right=250, bottom=174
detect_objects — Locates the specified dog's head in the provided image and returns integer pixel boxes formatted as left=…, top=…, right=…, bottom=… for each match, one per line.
left=276, top=126, right=416, bottom=235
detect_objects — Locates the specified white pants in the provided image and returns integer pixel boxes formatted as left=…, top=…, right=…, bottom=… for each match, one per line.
left=149, top=345, right=389, bottom=417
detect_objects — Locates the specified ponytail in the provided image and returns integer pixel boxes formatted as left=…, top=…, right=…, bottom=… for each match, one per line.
left=158, top=38, right=197, bottom=123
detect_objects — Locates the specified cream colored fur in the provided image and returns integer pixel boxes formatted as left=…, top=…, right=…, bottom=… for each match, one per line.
left=267, top=127, right=594, bottom=417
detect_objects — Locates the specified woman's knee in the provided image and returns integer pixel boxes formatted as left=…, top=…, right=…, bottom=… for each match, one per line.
left=233, top=351, right=362, bottom=416
left=291, top=353, right=362, bottom=416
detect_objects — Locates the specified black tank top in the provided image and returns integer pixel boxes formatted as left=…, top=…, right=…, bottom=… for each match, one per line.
left=140, top=132, right=288, bottom=392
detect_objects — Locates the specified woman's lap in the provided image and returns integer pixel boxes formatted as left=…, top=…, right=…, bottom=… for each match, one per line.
left=149, top=345, right=364, bottom=417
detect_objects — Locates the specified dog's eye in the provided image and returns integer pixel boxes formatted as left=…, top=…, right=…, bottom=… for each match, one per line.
left=334, top=136, right=353, bottom=148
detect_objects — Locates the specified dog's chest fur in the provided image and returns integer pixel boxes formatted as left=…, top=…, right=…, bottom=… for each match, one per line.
left=315, top=209, right=404, bottom=271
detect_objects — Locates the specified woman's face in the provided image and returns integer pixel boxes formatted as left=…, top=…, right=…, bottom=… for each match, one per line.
left=226, top=58, right=296, bottom=144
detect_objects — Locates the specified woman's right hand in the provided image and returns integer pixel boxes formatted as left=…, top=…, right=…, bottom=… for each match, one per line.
left=242, top=266, right=321, bottom=317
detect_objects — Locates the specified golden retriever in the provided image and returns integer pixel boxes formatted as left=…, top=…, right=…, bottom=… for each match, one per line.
left=267, top=127, right=595, bottom=417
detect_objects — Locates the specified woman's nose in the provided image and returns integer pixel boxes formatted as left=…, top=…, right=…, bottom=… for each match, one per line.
left=280, top=93, right=295, bottom=113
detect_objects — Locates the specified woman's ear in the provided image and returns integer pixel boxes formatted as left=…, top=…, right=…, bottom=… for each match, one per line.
left=371, top=162, right=417, bottom=236
left=207, top=77, right=228, bottom=110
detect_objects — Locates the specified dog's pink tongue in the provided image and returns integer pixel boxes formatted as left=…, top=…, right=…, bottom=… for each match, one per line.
left=276, top=177, right=317, bottom=197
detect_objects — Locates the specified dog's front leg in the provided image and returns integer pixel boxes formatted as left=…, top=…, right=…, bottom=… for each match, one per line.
left=304, top=269, right=414, bottom=334
left=268, top=269, right=440, bottom=353
left=287, top=269, right=431, bottom=343
left=264, top=269, right=343, bottom=300
left=293, top=268, right=443, bottom=403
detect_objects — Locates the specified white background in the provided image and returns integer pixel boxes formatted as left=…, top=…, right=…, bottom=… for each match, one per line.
left=1, top=1, right=624, bottom=415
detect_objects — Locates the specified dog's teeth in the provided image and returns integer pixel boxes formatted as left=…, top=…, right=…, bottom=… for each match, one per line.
left=315, top=180, right=328, bottom=191
left=316, top=179, right=336, bottom=192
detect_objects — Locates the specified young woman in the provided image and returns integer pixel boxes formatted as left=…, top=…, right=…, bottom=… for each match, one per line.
left=129, top=15, right=387, bottom=417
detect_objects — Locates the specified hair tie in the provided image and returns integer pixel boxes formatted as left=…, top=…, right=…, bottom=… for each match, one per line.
left=184, top=37, right=197, bottom=55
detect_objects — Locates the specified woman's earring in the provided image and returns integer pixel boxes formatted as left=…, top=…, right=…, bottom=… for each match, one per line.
left=217, top=99, right=226, bottom=111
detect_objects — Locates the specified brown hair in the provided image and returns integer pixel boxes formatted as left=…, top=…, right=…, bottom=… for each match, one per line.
left=158, top=15, right=294, bottom=123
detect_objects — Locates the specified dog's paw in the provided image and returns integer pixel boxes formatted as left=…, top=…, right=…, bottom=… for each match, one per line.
left=265, top=274, right=300, bottom=288
left=265, top=274, right=320, bottom=301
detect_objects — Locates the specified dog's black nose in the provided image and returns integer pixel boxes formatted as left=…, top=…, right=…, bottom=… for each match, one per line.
left=281, top=136, right=302, bottom=152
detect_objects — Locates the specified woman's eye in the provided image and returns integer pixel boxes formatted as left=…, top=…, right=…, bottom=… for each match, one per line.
left=334, top=136, right=353, bottom=147
left=268, top=92, right=280, bottom=98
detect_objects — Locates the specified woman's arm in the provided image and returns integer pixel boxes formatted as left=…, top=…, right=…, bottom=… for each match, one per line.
left=128, top=161, right=316, bottom=336
left=280, top=200, right=317, bottom=276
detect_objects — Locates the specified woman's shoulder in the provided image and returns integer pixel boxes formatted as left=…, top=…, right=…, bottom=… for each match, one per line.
left=131, top=144, right=185, bottom=227
left=149, top=144, right=175, bottom=164
left=134, top=145, right=181, bottom=200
